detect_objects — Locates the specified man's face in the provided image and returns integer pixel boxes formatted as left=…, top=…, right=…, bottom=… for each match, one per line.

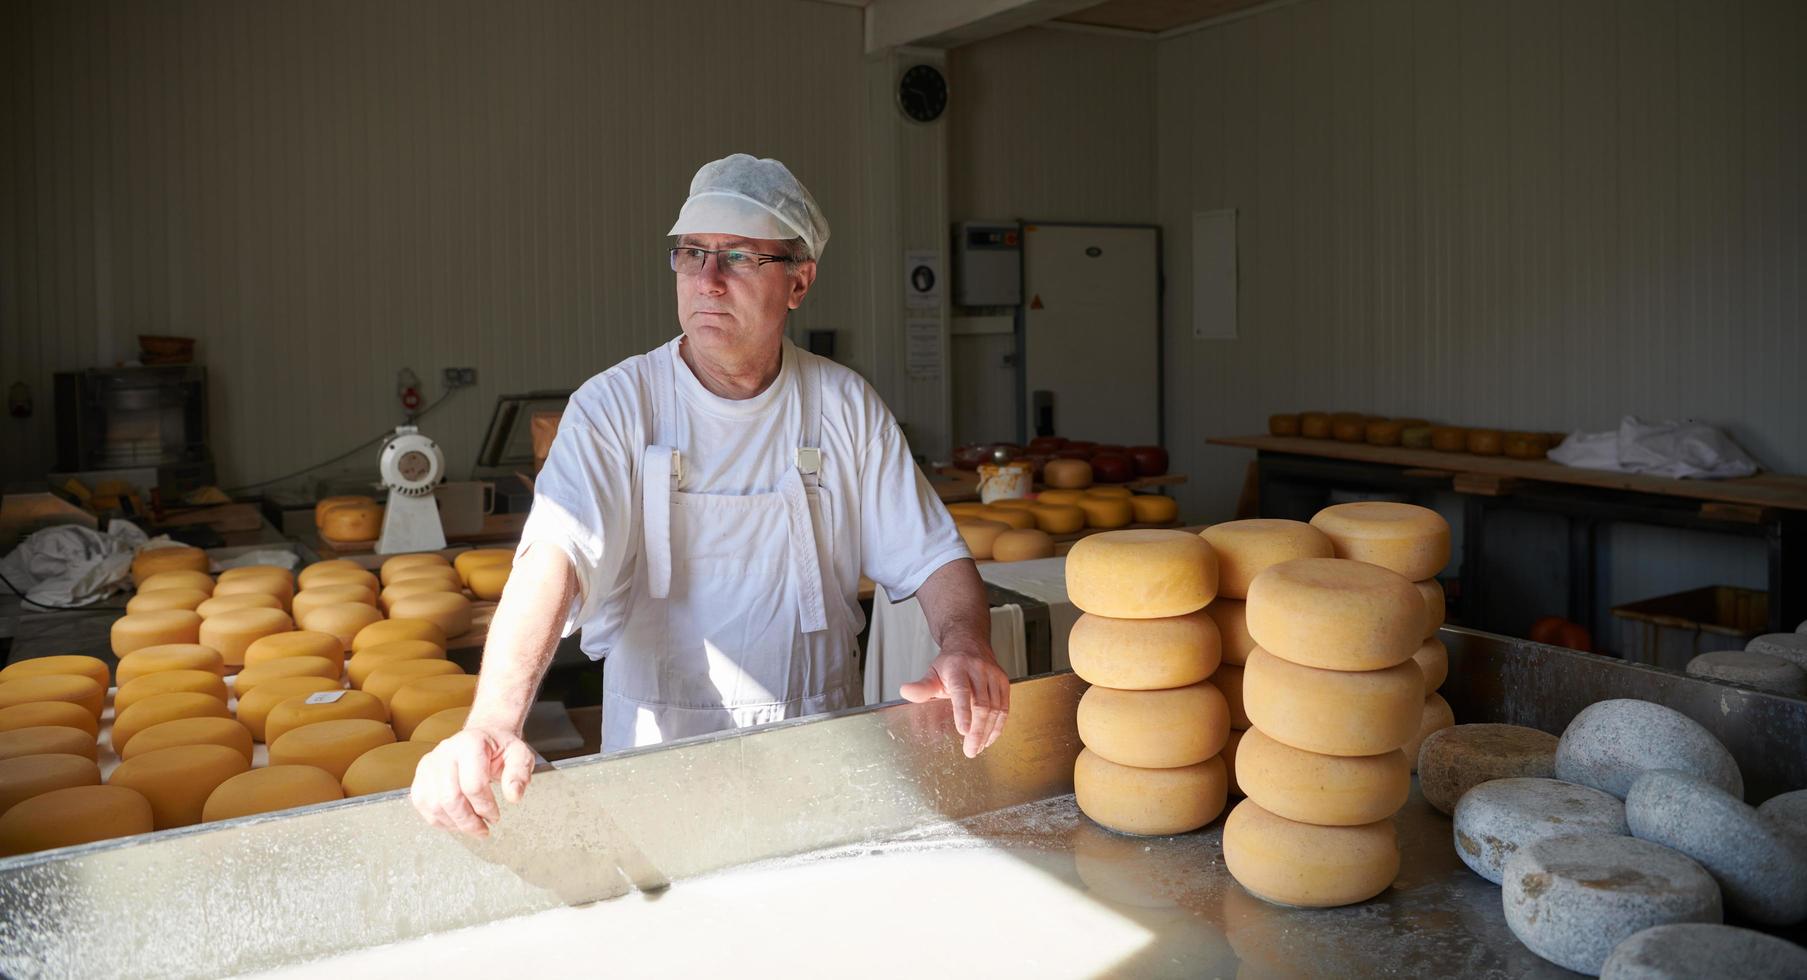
left=674, top=233, right=816, bottom=361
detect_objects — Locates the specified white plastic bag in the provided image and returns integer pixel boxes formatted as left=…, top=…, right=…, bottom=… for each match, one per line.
left=1549, top=416, right=1759, bottom=480
left=0, top=520, right=148, bottom=608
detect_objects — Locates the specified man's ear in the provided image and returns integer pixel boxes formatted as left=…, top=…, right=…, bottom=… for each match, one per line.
left=788, top=261, right=818, bottom=310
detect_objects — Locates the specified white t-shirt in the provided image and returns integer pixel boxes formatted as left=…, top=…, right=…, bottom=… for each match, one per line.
left=520, top=336, right=968, bottom=657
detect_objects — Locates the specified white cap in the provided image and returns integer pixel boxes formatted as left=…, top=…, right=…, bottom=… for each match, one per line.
left=667, top=153, right=830, bottom=261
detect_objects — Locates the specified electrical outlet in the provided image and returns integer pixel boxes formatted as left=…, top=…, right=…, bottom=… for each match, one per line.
left=443, top=367, right=478, bottom=388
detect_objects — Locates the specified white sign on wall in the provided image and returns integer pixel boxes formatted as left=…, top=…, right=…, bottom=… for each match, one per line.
left=904, top=249, right=942, bottom=309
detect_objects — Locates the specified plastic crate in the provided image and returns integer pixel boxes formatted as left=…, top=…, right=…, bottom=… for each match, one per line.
left=1610, top=586, right=1769, bottom=670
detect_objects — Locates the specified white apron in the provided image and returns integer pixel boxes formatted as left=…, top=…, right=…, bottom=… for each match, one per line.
left=599, top=342, right=861, bottom=753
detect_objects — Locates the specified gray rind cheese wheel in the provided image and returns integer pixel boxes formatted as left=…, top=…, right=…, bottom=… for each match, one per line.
left=1600, top=923, right=1807, bottom=980
left=1502, top=834, right=1723, bottom=976
left=1758, top=789, right=1807, bottom=842
left=1685, top=650, right=1807, bottom=695
left=1453, top=777, right=1628, bottom=884
left=1745, top=632, right=1807, bottom=669
left=1554, top=699, right=1743, bottom=800
left=1625, top=769, right=1807, bottom=926
left=1418, top=724, right=1559, bottom=816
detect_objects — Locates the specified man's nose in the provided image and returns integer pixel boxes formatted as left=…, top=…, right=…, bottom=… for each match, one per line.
left=694, top=255, right=728, bottom=295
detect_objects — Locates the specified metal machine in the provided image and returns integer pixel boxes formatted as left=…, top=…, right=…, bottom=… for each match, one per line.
left=375, top=425, right=447, bottom=554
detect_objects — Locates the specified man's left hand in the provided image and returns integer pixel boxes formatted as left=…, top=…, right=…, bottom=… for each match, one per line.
left=900, top=641, right=1011, bottom=758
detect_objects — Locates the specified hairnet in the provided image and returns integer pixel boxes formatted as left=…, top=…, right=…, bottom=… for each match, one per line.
left=667, top=153, right=830, bottom=261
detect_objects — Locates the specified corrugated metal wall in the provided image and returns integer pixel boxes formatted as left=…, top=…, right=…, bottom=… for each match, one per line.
left=0, top=0, right=897, bottom=491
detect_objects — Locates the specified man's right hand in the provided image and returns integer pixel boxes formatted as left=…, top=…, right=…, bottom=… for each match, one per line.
left=410, top=726, right=537, bottom=838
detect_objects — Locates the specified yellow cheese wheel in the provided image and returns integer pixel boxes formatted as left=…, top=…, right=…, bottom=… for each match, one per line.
left=1129, top=495, right=1179, bottom=524
left=1067, top=611, right=1221, bottom=691
left=454, top=548, right=514, bottom=586
left=987, top=498, right=1034, bottom=513
left=235, top=676, right=343, bottom=742
left=298, top=565, right=382, bottom=595
left=1204, top=599, right=1257, bottom=667
left=956, top=519, right=1010, bottom=560
left=1222, top=799, right=1400, bottom=908
left=1077, top=496, right=1134, bottom=530
left=233, top=656, right=341, bottom=696
left=108, top=743, right=250, bottom=829
left=388, top=565, right=465, bottom=591
left=1074, top=748, right=1227, bottom=836
left=114, top=669, right=227, bottom=716
left=268, top=718, right=396, bottom=782
left=291, top=584, right=378, bottom=623
left=195, top=592, right=283, bottom=619
left=467, top=564, right=510, bottom=601
left=1308, top=502, right=1451, bottom=582
left=1066, top=530, right=1218, bottom=619
left=1235, top=727, right=1409, bottom=826
left=1223, top=727, right=1245, bottom=797
left=131, top=546, right=209, bottom=586
left=348, top=640, right=448, bottom=689
left=1242, top=648, right=1424, bottom=757
left=203, top=765, right=344, bottom=822
left=216, top=564, right=295, bottom=587
left=314, top=496, right=373, bottom=525
left=0, top=753, right=102, bottom=816
left=264, top=690, right=388, bottom=746
left=115, top=644, right=224, bottom=686
left=111, top=691, right=231, bottom=755
left=409, top=705, right=470, bottom=743
left=1035, top=489, right=1087, bottom=506
left=212, top=572, right=295, bottom=609
left=0, top=785, right=153, bottom=856
left=119, top=716, right=253, bottom=764
left=137, top=570, right=215, bottom=595
left=0, top=726, right=97, bottom=762
left=244, top=630, right=345, bottom=673
left=111, top=610, right=203, bottom=658
left=0, top=654, right=111, bottom=691
left=320, top=502, right=383, bottom=541
left=125, top=587, right=211, bottom=615
left=0, top=674, right=104, bottom=721
left=352, top=618, right=448, bottom=654
left=945, top=502, right=992, bottom=518
left=341, top=740, right=436, bottom=796
left=1043, top=459, right=1093, bottom=489
left=1031, top=503, right=1086, bottom=534
left=198, top=607, right=296, bottom=668
left=379, top=579, right=460, bottom=613
left=380, top=552, right=452, bottom=586
left=990, top=529, right=1056, bottom=562
left=1200, top=519, right=1336, bottom=601
left=363, top=660, right=466, bottom=709
left=1216, top=662, right=1250, bottom=730
left=1084, top=486, right=1133, bottom=500
left=296, top=602, right=385, bottom=650
left=0, top=701, right=99, bottom=738
left=977, top=507, right=1036, bottom=531
left=1078, top=681, right=1230, bottom=769
left=1416, top=578, right=1445, bottom=639
left=1401, top=693, right=1455, bottom=772
left=390, top=674, right=480, bottom=739
left=1244, top=558, right=1423, bottom=671
left=1412, top=639, right=1448, bottom=692
left=297, top=558, right=368, bottom=590
left=386, top=592, right=473, bottom=638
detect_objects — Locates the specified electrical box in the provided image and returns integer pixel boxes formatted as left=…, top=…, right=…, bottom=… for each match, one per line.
left=952, top=221, right=1022, bottom=307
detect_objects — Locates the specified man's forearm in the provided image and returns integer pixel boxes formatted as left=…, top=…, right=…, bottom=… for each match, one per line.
left=913, top=558, right=993, bottom=656
left=465, top=542, right=578, bottom=734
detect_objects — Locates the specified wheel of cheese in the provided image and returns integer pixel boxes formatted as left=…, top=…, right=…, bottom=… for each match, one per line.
left=1418, top=724, right=1558, bottom=815
left=1555, top=699, right=1743, bottom=800
left=235, top=676, right=344, bottom=742
left=0, top=726, right=97, bottom=762
left=212, top=574, right=294, bottom=613
left=1031, top=503, right=1086, bottom=534
left=111, top=610, right=204, bottom=658
left=111, top=691, right=230, bottom=755
left=1074, top=748, right=1227, bottom=836
left=1068, top=611, right=1221, bottom=690
left=125, top=587, right=210, bottom=615
left=978, top=507, right=1036, bottom=530
left=467, top=564, right=511, bottom=601
left=1243, top=648, right=1424, bottom=757
left=244, top=629, right=346, bottom=674
left=363, top=660, right=466, bottom=709
left=1331, top=417, right=1366, bottom=442
left=233, top=656, right=340, bottom=696
left=216, top=564, right=295, bottom=587
left=1269, top=414, right=1301, bottom=437
left=1625, top=769, right=1807, bottom=927
left=1310, top=502, right=1452, bottom=582
left=1411, top=639, right=1448, bottom=692
left=119, top=716, right=253, bottom=764
left=1215, top=663, right=1250, bottom=729
left=348, top=640, right=448, bottom=689
left=108, top=743, right=250, bottom=829
left=268, top=718, right=395, bottom=782
left=409, top=705, right=470, bottom=743
left=0, top=674, right=104, bottom=721
left=291, top=584, right=377, bottom=623
left=321, top=503, right=383, bottom=541
left=0, top=753, right=101, bottom=816
left=390, top=674, right=480, bottom=740
left=263, top=689, right=388, bottom=746
left=1601, top=924, right=1807, bottom=980
left=195, top=592, right=283, bottom=619
left=957, top=519, right=1010, bottom=560
left=1077, top=496, right=1134, bottom=530
left=1222, top=727, right=1245, bottom=797
left=0, top=654, right=111, bottom=691
left=1245, top=558, right=1423, bottom=671
left=297, top=558, right=368, bottom=590
left=299, top=568, right=382, bottom=598
left=1202, top=599, right=1256, bottom=666
left=351, top=618, right=447, bottom=654
left=1400, top=694, right=1455, bottom=773
left=114, top=669, right=227, bottom=715
left=1235, top=727, right=1410, bottom=827
left=202, top=765, right=344, bottom=822
left=945, top=502, right=993, bottom=518
left=1085, top=486, right=1133, bottom=500
left=1416, top=579, right=1445, bottom=638
left=0, top=701, right=99, bottom=738
left=1035, top=489, right=1087, bottom=506
left=116, top=645, right=224, bottom=687
left=1466, top=429, right=1504, bottom=456
left=1043, top=458, right=1093, bottom=489
left=1200, top=520, right=1335, bottom=600
left=1066, top=530, right=1218, bottom=619
left=387, top=591, right=473, bottom=638
left=131, top=545, right=209, bottom=586
left=199, top=607, right=295, bottom=667
left=1129, top=495, right=1179, bottom=524
left=1222, top=799, right=1400, bottom=908
left=379, top=552, right=451, bottom=586
left=137, top=569, right=215, bottom=595
left=296, top=602, right=385, bottom=649
left=0, top=785, right=154, bottom=856
left=341, top=740, right=436, bottom=796
left=314, top=495, right=374, bottom=525
left=1300, top=412, right=1332, bottom=438
left=989, top=528, right=1056, bottom=562
left=387, top=565, right=465, bottom=592
left=454, top=548, right=514, bottom=585
left=379, top=579, right=460, bottom=613
left=1078, top=681, right=1230, bottom=769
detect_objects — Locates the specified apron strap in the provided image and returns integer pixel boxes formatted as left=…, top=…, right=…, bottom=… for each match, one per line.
left=795, top=344, right=823, bottom=489
left=641, top=445, right=678, bottom=600
left=781, top=466, right=829, bottom=634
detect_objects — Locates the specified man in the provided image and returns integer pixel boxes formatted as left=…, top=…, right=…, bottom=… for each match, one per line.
left=413, top=154, right=1011, bottom=837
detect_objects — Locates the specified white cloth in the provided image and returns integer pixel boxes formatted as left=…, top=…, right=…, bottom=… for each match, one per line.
left=0, top=521, right=148, bottom=608
left=862, top=590, right=1028, bottom=705
left=1548, top=416, right=1760, bottom=480
left=975, top=557, right=1079, bottom=672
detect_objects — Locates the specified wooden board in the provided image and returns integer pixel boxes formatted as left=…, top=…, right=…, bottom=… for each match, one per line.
left=1208, top=435, right=1807, bottom=512
left=932, top=467, right=1188, bottom=494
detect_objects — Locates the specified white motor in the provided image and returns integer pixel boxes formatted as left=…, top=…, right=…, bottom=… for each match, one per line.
left=376, top=425, right=447, bottom=554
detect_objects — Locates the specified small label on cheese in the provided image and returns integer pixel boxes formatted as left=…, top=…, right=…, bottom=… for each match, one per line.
left=305, top=690, right=347, bottom=705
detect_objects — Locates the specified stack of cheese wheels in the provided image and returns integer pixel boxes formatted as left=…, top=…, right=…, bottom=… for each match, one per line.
left=1223, top=551, right=1424, bottom=909
left=1308, top=502, right=1454, bottom=771
left=1066, top=529, right=1229, bottom=837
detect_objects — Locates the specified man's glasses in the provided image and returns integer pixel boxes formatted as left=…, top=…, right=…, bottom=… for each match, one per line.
left=669, top=246, right=790, bottom=277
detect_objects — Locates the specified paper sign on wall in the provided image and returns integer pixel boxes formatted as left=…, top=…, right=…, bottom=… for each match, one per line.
left=905, top=249, right=942, bottom=309
left=906, top=318, right=942, bottom=381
